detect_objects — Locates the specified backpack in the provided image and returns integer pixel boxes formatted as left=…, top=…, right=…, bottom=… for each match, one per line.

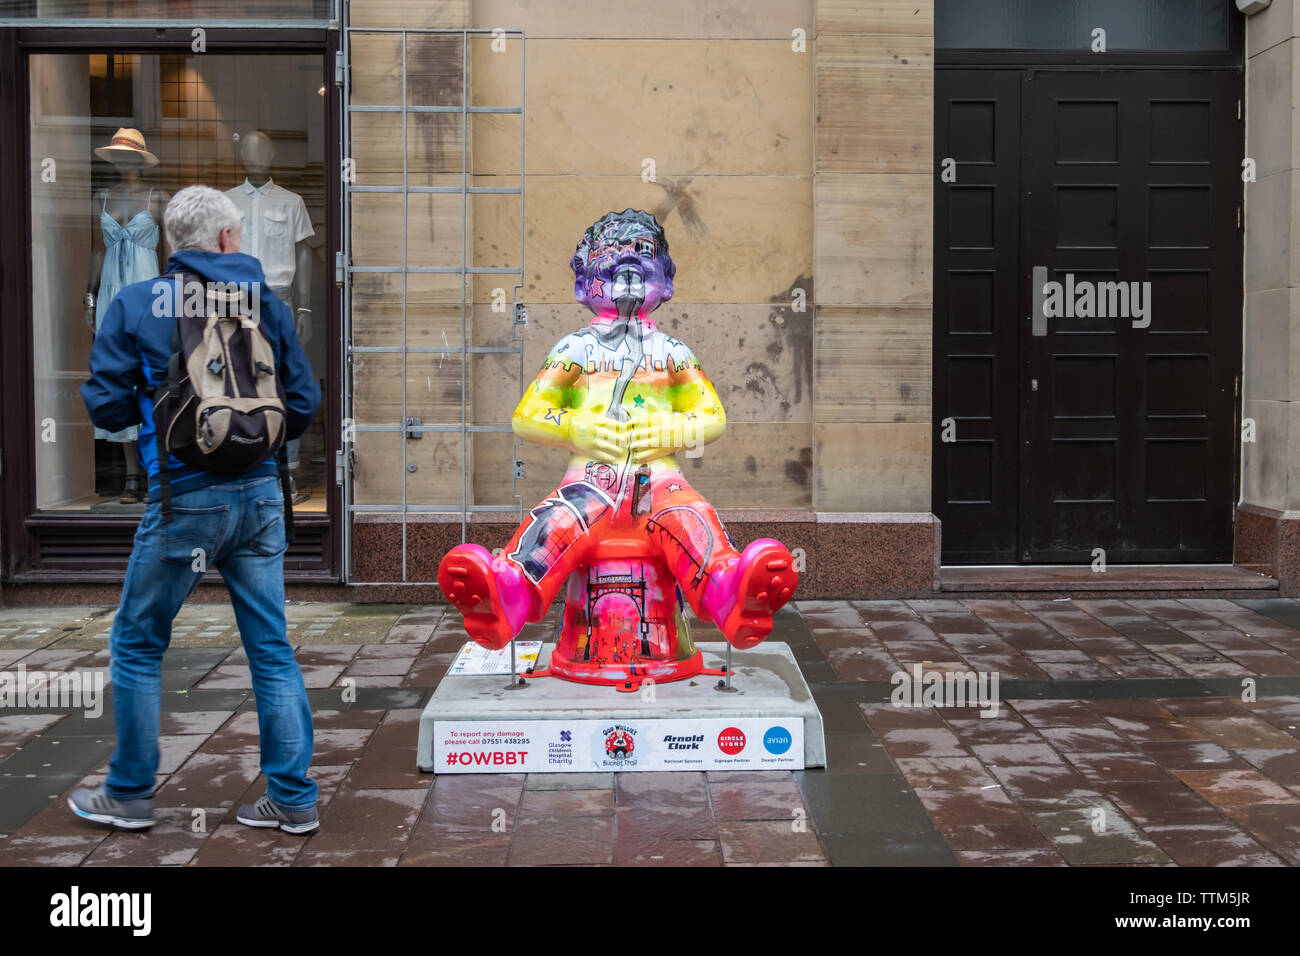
left=149, top=272, right=295, bottom=543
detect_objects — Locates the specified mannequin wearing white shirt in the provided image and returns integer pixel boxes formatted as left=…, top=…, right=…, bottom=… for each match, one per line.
left=226, top=131, right=315, bottom=501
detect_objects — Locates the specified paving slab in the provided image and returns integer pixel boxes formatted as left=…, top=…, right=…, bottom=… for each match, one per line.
left=3, top=597, right=1300, bottom=867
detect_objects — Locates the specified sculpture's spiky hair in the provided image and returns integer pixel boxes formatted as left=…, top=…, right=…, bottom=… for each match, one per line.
left=570, top=209, right=675, bottom=279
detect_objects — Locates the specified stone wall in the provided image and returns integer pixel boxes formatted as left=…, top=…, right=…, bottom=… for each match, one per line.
left=1240, top=1, right=1300, bottom=593
left=813, top=1, right=934, bottom=514
left=345, top=0, right=940, bottom=593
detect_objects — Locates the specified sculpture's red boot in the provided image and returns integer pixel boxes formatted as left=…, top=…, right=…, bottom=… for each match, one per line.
left=710, top=539, right=799, bottom=650
left=437, top=544, right=534, bottom=650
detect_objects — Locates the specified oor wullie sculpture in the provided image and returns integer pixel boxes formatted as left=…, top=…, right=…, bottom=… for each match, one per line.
left=438, top=210, right=798, bottom=688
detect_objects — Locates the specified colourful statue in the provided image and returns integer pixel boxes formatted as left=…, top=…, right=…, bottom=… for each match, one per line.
left=438, top=210, right=798, bottom=688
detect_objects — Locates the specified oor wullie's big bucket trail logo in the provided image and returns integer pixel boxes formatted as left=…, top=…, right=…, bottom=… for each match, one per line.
left=606, top=728, right=635, bottom=758
left=594, top=723, right=643, bottom=768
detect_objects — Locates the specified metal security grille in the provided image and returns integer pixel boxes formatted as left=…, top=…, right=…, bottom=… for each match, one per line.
left=338, top=18, right=526, bottom=584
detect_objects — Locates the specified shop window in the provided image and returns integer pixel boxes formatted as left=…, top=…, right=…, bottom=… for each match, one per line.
left=0, top=1, right=328, bottom=20
left=29, top=53, right=329, bottom=514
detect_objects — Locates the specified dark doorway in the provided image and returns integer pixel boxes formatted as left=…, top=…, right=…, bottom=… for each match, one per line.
left=934, top=66, right=1243, bottom=564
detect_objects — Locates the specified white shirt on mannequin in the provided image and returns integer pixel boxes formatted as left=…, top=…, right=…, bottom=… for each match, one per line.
left=224, top=178, right=314, bottom=291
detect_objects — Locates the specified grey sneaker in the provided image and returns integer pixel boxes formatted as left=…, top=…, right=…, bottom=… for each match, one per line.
left=68, top=786, right=155, bottom=830
left=236, top=794, right=319, bottom=834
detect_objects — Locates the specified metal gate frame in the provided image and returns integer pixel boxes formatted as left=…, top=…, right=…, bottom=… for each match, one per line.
left=337, top=16, right=527, bottom=584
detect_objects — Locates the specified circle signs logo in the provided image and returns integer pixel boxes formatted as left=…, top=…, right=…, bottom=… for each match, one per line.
left=763, top=726, right=792, bottom=755
left=717, top=727, right=746, bottom=755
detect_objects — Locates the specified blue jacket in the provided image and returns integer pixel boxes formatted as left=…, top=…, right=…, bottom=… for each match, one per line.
left=81, top=249, right=321, bottom=503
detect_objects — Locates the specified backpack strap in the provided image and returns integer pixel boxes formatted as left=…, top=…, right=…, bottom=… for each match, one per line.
left=154, top=319, right=185, bottom=524
left=154, top=425, right=173, bottom=522
left=277, top=445, right=296, bottom=546
left=148, top=271, right=191, bottom=524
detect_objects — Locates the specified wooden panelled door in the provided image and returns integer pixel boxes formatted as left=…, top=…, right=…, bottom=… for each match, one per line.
left=934, top=68, right=1242, bottom=564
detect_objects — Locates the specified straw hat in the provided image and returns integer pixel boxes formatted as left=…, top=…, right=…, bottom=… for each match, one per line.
left=94, top=127, right=159, bottom=167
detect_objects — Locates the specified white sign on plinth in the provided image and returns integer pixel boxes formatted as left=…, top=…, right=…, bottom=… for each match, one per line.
left=447, top=641, right=543, bottom=676
left=433, top=717, right=804, bottom=773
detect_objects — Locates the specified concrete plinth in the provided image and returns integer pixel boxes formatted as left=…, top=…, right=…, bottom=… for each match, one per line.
left=417, top=642, right=825, bottom=772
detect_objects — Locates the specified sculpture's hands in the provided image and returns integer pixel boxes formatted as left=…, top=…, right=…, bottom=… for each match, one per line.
left=615, top=347, right=727, bottom=464
left=569, top=408, right=631, bottom=463
left=628, top=411, right=682, bottom=464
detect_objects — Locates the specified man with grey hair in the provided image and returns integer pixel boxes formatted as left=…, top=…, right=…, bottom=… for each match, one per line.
left=75, top=185, right=323, bottom=833
left=161, top=181, right=243, bottom=252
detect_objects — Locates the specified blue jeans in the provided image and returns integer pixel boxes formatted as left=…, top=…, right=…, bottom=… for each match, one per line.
left=106, top=474, right=317, bottom=812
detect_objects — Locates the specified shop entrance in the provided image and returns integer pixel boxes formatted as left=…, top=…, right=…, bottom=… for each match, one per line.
left=0, top=26, right=341, bottom=582
left=933, top=5, right=1245, bottom=565
left=934, top=68, right=1243, bottom=564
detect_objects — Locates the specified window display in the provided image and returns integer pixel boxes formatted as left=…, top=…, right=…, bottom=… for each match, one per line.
left=29, top=52, right=328, bottom=513
left=86, top=127, right=167, bottom=502
left=0, top=1, right=326, bottom=20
